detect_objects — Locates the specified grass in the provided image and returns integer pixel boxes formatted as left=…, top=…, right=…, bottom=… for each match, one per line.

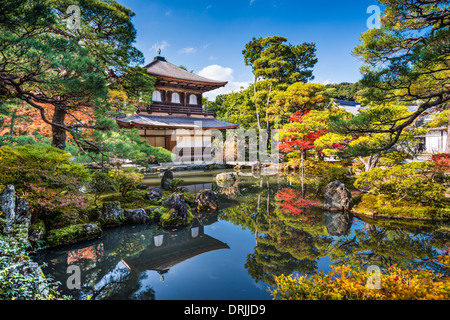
left=85, top=189, right=163, bottom=211
left=354, top=193, right=450, bottom=220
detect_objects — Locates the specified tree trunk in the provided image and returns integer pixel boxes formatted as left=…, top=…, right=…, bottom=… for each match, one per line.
left=253, top=76, right=262, bottom=132
left=265, top=81, right=273, bottom=151
left=359, top=154, right=380, bottom=172
left=9, top=109, right=16, bottom=136
left=446, top=111, right=450, bottom=153
left=51, top=105, right=67, bottom=150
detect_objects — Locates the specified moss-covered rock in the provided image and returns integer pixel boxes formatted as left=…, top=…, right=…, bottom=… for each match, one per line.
left=29, top=219, right=46, bottom=246
left=100, top=201, right=125, bottom=227
left=46, top=223, right=102, bottom=247
left=194, top=189, right=219, bottom=212
left=157, top=193, right=194, bottom=228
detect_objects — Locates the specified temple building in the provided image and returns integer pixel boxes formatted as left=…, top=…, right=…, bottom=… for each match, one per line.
left=116, top=56, right=239, bottom=161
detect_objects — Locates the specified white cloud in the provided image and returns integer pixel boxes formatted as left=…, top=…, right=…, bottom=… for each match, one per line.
left=150, top=40, right=169, bottom=54
left=198, top=64, right=234, bottom=81
left=203, top=81, right=252, bottom=100
left=178, top=47, right=197, bottom=54
left=198, top=65, right=252, bottom=100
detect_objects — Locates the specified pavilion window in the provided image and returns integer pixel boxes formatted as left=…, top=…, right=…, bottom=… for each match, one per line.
left=189, top=94, right=197, bottom=105
left=152, top=90, right=162, bottom=102
left=171, top=92, right=180, bottom=104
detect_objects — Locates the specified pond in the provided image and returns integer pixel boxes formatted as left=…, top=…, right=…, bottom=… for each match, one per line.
left=36, top=169, right=450, bottom=300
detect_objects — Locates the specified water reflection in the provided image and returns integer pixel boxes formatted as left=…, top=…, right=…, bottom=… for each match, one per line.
left=39, top=221, right=229, bottom=300
left=324, top=211, right=353, bottom=236
left=37, top=169, right=450, bottom=299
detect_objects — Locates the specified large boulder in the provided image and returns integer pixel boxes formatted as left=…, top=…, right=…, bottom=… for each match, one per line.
left=160, top=193, right=192, bottom=227
left=29, top=220, right=46, bottom=246
left=0, top=184, right=17, bottom=229
left=100, top=201, right=124, bottom=227
left=146, top=187, right=163, bottom=202
left=46, top=223, right=102, bottom=247
left=124, top=208, right=148, bottom=224
left=161, top=170, right=174, bottom=190
left=216, top=172, right=236, bottom=182
left=194, top=189, right=219, bottom=211
left=0, top=185, right=32, bottom=244
left=323, top=180, right=352, bottom=211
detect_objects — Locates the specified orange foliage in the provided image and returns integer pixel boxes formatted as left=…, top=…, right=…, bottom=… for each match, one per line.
left=0, top=103, right=95, bottom=139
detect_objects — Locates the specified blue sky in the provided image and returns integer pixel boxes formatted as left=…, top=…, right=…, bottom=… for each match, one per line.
left=118, top=0, right=378, bottom=99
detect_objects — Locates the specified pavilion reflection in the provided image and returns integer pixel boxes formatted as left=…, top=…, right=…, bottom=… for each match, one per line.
left=123, top=224, right=230, bottom=277
left=49, top=219, right=230, bottom=299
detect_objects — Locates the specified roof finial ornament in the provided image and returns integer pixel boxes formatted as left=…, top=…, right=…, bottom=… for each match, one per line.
left=157, top=48, right=161, bottom=56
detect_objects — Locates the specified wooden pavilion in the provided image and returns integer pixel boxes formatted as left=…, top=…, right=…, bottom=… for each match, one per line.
left=116, top=56, right=239, bottom=161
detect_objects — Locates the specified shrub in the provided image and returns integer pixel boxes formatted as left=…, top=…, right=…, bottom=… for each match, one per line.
left=109, top=168, right=143, bottom=197
left=354, top=162, right=446, bottom=207
left=0, top=145, right=90, bottom=214
left=355, top=193, right=450, bottom=219
left=270, top=256, right=450, bottom=300
left=431, top=153, right=450, bottom=172
left=0, top=235, right=67, bottom=300
left=89, top=171, right=117, bottom=206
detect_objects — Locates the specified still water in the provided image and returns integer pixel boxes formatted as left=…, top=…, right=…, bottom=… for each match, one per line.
left=37, top=169, right=450, bottom=300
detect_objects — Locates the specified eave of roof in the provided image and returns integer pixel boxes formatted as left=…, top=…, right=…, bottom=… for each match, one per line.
left=116, top=114, right=239, bottom=130
left=144, top=57, right=228, bottom=88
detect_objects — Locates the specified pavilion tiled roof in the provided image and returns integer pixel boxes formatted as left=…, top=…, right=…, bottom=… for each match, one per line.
left=116, top=114, right=239, bottom=130
left=144, top=57, right=228, bottom=86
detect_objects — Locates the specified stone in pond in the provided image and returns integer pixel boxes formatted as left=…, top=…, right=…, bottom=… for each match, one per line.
left=216, top=172, right=236, bottom=182
left=161, top=193, right=192, bottom=227
left=323, top=180, right=352, bottom=211
left=194, top=189, right=219, bottom=211
left=161, top=170, right=174, bottom=190
left=101, top=201, right=123, bottom=226
left=147, top=187, right=163, bottom=201
left=124, top=208, right=148, bottom=224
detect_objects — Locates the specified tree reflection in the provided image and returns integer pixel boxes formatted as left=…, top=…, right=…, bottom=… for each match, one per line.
left=219, top=172, right=450, bottom=285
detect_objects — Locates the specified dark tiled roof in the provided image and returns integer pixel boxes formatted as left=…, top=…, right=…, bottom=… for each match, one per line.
left=144, top=57, right=228, bottom=85
left=116, top=114, right=239, bottom=130
left=336, top=100, right=361, bottom=106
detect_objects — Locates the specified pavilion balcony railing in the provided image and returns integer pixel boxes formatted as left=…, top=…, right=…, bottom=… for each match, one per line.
left=138, top=104, right=216, bottom=117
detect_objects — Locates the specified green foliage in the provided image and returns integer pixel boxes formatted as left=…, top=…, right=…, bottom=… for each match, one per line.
left=324, top=81, right=365, bottom=102
left=89, top=171, right=117, bottom=206
left=204, top=86, right=257, bottom=130
left=355, top=193, right=450, bottom=220
left=378, top=151, right=413, bottom=167
left=352, top=0, right=450, bottom=141
left=45, top=224, right=102, bottom=247
left=0, top=235, right=67, bottom=299
left=108, top=168, right=144, bottom=198
left=0, top=0, right=156, bottom=152
left=0, top=144, right=90, bottom=213
left=243, top=36, right=317, bottom=85
left=0, top=134, right=51, bottom=147
left=354, top=162, right=448, bottom=207
left=158, top=206, right=194, bottom=228
left=69, top=127, right=173, bottom=166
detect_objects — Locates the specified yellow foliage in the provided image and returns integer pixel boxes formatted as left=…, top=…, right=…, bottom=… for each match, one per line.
left=270, top=256, right=450, bottom=300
